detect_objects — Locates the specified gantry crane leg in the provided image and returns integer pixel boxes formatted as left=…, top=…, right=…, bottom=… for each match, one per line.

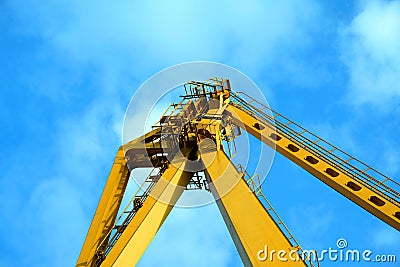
left=203, top=149, right=307, bottom=266
left=100, top=159, right=193, bottom=267
left=77, top=147, right=130, bottom=267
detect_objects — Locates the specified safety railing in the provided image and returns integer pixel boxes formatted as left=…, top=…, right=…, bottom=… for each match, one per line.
left=236, top=164, right=319, bottom=267
left=96, top=163, right=168, bottom=262
left=230, top=92, right=400, bottom=207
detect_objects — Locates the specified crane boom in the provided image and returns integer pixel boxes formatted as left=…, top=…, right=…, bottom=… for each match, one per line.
left=227, top=92, right=400, bottom=231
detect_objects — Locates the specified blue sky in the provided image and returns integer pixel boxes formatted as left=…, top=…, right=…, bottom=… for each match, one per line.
left=1, top=0, right=400, bottom=266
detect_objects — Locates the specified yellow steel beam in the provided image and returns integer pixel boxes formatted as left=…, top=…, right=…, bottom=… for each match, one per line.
left=226, top=104, right=400, bottom=231
left=202, top=149, right=307, bottom=266
left=100, top=159, right=193, bottom=267
left=124, top=127, right=161, bottom=147
left=123, top=128, right=171, bottom=169
left=123, top=127, right=165, bottom=153
left=77, top=146, right=130, bottom=267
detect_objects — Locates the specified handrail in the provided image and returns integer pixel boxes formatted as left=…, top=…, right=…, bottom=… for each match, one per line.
left=236, top=164, right=319, bottom=267
left=230, top=92, right=400, bottom=207
left=99, top=165, right=167, bottom=257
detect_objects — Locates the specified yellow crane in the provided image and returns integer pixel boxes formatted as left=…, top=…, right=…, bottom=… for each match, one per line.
left=76, top=77, right=400, bottom=267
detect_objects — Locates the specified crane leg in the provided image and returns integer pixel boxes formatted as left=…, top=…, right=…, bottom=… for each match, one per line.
left=77, top=146, right=130, bottom=267
left=203, top=149, right=307, bottom=266
left=100, top=160, right=193, bottom=266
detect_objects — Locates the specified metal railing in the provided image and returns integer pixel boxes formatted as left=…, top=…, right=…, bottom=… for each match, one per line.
left=236, top=164, right=319, bottom=267
left=230, top=92, right=400, bottom=207
left=98, top=164, right=168, bottom=260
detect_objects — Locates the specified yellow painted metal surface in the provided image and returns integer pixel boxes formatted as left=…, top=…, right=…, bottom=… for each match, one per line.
left=77, top=146, right=130, bottom=267
left=78, top=78, right=400, bottom=267
left=226, top=104, right=400, bottom=231
left=100, top=160, right=193, bottom=267
left=203, top=149, right=307, bottom=266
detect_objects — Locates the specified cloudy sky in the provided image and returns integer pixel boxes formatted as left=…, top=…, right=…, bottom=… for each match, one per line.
left=1, top=0, right=400, bottom=266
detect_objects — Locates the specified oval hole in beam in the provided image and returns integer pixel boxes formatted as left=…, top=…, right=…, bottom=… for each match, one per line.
left=305, top=156, right=318, bottom=164
left=369, top=196, right=385, bottom=207
left=287, top=144, right=299, bottom=152
left=269, top=133, right=281, bottom=141
left=326, top=168, right=339, bottom=177
left=346, top=181, right=361, bottom=191
left=253, top=123, right=265, bottom=130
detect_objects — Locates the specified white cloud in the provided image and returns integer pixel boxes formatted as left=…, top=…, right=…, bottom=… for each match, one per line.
left=8, top=0, right=321, bottom=76
left=24, top=178, right=87, bottom=266
left=340, top=0, right=400, bottom=109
